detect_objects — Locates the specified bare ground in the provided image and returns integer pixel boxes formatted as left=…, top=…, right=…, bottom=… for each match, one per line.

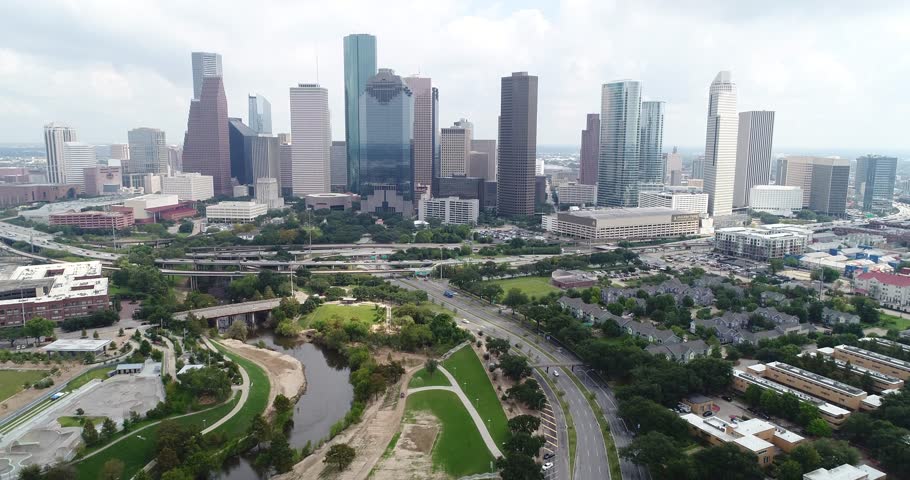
left=220, top=339, right=306, bottom=412
left=369, top=412, right=446, bottom=480
left=0, top=362, right=88, bottom=421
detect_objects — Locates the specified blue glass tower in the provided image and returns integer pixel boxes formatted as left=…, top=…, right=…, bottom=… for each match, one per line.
left=343, top=34, right=377, bottom=194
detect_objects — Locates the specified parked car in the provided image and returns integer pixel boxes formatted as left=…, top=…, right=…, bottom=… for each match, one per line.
left=542, top=462, right=554, bottom=471
left=721, top=395, right=733, bottom=402
left=543, top=452, right=555, bottom=460
left=702, top=411, right=713, bottom=417
left=553, top=369, right=560, bottom=377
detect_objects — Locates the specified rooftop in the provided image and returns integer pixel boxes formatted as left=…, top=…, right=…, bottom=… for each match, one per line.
left=0, top=261, right=107, bottom=307
left=767, top=361, right=866, bottom=396
left=43, top=338, right=111, bottom=352
left=559, top=207, right=691, bottom=220
left=855, top=271, right=910, bottom=287
left=803, top=464, right=886, bottom=480
left=838, top=344, right=910, bottom=371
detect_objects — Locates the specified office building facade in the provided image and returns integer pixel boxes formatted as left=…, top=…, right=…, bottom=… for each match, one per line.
left=703, top=71, right=738, bottom=216
left=472, top=139, right=497, bottom=181
left=83, top=166, right=122, bottom=196
left=857, top=155, right=897, bottom=214
left=330, top=141, right=347, bottom=192
left=191, top=51, right=223, bottom=100
left=638, top=190, right=709, bottom=214
left=127, top=127, right=168, bottom=175
left=749, top=185, right=803, bottom=216
left=279, top=141, right=292, bottom=197
left=597, top=80, right=642, bottom=207
left=183, top=76, right=231, bottom=196
left=556, top=182, right=597, bottom=206
left=579, top=114, right=600, bottom=185
left=440, top=119, right=472, bottom=177
left=543, top=208, right=700, bottom=241
left=497, top=72, right=538, bottom=216
left=161, top=172, right=214, bottom=201
left=403, top=76, right=437, bottom=193
left=248, top=94, right=272, bottom=134
left=108, top=144, right=129, bottom=162
left=62, top=142, right=97, bottom=192
left=778, top=156, right=850, bottom=216
left=289, top=84, right=331, bottom=196
left=418, top=197, right=480, bottom=225
left=44, top=123, right=77, bottom=184
left=228, top=118, right=281, bottom=189
left=254, top=177, right=283, bottom=209
left=639, top=101, right=665, bottom=185
left=734, top=111, right=775, bottom=207
left=343, top=34, right=377, bottom=193
left=205, top=201, right=268, bottom=223
left=467, top=151, right=490, bottom=179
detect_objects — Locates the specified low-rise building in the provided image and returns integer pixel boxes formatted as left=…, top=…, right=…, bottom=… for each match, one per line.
left=749, top=185, right=803, bottom=216
left=682, top=394, right=715, bottom=415
left=646, top=340, right=711, bottom=363
left=161, top=172, right=214, bottom=201
left=49, top=210, right=135, bottom=231
left=418, top=197, right=479, bottom=225
left=618, top=319, right=680, bottom=344
left=550, top=270, right=598, bottom=289
left=637, top=190, right=709, bottom=214
left=681, top=413, right=804, bottom=466
left=822, top=307, right=860, bottom=326
left=304, top=192, right=354, bottom=211
left=732, top=368, right=851, bottom=427
left=714, top=224, right=811, bottom=260
left=853, top=271, right=910, bottom=308
left=542, top=207, right=700, bottom=241
left=206, top=201, right=268, bottom=224
left=832, top=343, right=910, bottom=381
left=811, top=348, right=904, bottom=392
left=803, top=464, right=886, bottom=480
left=0, top=183, right=79, bottom=207
left=121, top=194, right=180, bottom=222
left=557, top=296, right=624, bottom=325
left=763, top=361, right=868, bottom=410
left=0, top=262, right=109, bottom=328
left=42, top=339, right=112, bottom=356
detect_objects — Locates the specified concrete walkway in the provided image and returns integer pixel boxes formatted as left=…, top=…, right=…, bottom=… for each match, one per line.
left=200, top=338, right=250, bottom=434
left=407, top=365, right=503, bottom=458
left=160, top=336, right=177, bottom=380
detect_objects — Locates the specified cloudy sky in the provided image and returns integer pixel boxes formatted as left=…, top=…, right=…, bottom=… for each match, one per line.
left=2, top=0, right=908, bottom=151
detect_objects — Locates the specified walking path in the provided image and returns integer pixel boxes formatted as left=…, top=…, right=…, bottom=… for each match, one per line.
left=407, top=365, right=503, bottom=458
left=160, top=336, right=177, bottom=379
left=200, top=338, right=250, bottom=434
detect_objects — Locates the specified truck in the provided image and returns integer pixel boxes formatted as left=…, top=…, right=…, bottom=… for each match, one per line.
left=444, top=290, right=456, bottom=298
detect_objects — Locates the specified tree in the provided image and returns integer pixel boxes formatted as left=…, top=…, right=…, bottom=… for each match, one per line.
left=506, top=379, right=546, bottom=410
left=743, top=384, right=763, bottom=407
left=806, top=418, right=832, bottom=438
left=156, top=448, right=181, bottom=473
left=226, top=319, right=249, bottom=341
left=789, top=443, right=822, bottom=472
left=425, top=358, right=438, bottom=376
left=178, top=221, right=194, bottom=234
left=769, top=258, right=785, bottom=274
left=813, top=438, right=860, bottom=469
left=620, top=431, right=684, bottom=479
left=485, top=337, right=511, bottom=357
left=82, top=418, right=100, bottom=446
left=324, top=443, right=356, bottom=471
left=93, top=330, right=100, bottom=339
left=100, top=459, right=124, bottom=480
left=503, top=288, right=530, bottom=309
left=508, top=414, right=541, bottom=435
left=499, top=353, right=531, bottom=381
left=23, top=317, right=55, bottom=344
left=16, top=465, right=42, bottom=480
left=101, top=417, right=118, bottom=440
left=139, top=339, right=152, bottom=357
left=693, top=443, right=763, bottom=480
left=248, top=414, right=272, bottom=451
left=270, top=433, right=296, bottom=473
left=274, top=394, right=292, bottom=414
left=496, top=453, right=544, bottom=480
left=504, top=431, right=545, bottom=457
left=777, top=460, right=804, bottom=480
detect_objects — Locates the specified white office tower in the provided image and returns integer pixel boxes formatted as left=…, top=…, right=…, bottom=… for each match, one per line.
left=749, top=185, right=803, bottom=216
left=418, top=197, right=479, bottom=225
left=191, top=51, right=222, bottom=100
left=127, top=128, right=168, bottom=174
left=733, top=111, right=775, bottom=207
left=161, top=172, right=214, bottom=201
left=62, top=142, right=97, bottom=191
left=440, top=119, right=473, bottom=177
left=703, top=71, right=738, bottom=216
left=638, top=190, right=710, bottom=215
left=109, top=144, right=130, bottom=162
left=248, top=94, right=272, bottom=134
left=536, top=158, right=545, bottom=176
left=167, top=145, right=182, bottom=173
left=255, top=177, right=284, bottom=209
left=289, top=84, right=331, bottom=196
left=44, top=123, right=77, bottom=184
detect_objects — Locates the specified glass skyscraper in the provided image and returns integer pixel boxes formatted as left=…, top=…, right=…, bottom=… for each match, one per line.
left=597, top=80, right=641, bottom=207
left=248, top=94, right=272, bottom=134
left=343, top=34, right=377, bottom=194
left=639, top=101, right=665, bottom=185
left=858, top=155, right=897, bottom=214
left=359, top=69, right=414, bottom=215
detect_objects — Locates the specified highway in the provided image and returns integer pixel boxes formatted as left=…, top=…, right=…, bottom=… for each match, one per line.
left=395, top=277, right=626, bottom=480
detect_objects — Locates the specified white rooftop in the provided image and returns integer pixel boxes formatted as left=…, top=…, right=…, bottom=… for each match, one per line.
left=43, top=338, right=111, bottom=352
left=0, top=261, right=108, bottom=307
left=803, top=464, right=886, bottom=480
left=733, top=435, right=773, bottom=452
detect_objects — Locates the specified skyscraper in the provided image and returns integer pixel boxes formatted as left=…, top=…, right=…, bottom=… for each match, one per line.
left=228, top=118, right=281, bottom=188
left=279, top=141, right=292, bottom=198
left=109, top=144, right=130, bottom=162
left=63, top=142, right=96, bottom=191
left=289, top=84, right=331, bottom=196
left=497, top=72, right=538, bottom=216
left=857, top=155, right=897, bottom=214
left=733, top=111, right=775, bottom=207
left=664, top=146, right=682, bottom=183
left=183, top=76, right=231, bottom=195
left=191, top=52, right=223, bottom=100
left=343, top=34, right=377, bottom=194
left=44, top=123, right=77, bottom=184
left=691, top=155, right=705, bottom=179
left=330, top=141, right=347, bottom=192
left=597, top=80, right=641, bottom=207
left=703, top=71, right=738, bottom=216
left=127, top=128, right=168, bottom=175
left=248, top=94, right=272, bottom=134
left=778, top=156, right=850, bottom=216
left=579, top=114, right=599, bottom=185
left=639, top=101, right=665, bottom=186
left=359, top=69, right=414, bottom=215
left=404, top=76, right=437, bottom=194
left=471, top=139, right=497, bottom=181
left=167, top=145, right=182, bottom=173
left=440, top=119, right=473, bottom=177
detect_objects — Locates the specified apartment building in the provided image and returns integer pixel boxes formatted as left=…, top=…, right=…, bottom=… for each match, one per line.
left=732, top=368, right=851, bottom=427
left=763, top=361, right=868, bottom=410
left=832, top=344, right=910, bottom=381
left=681, top=413, right=803, bottom=466
left=811, top=348, right=904, bottom=392
left=714, top=225, right=810, bottom=260
left=542, top=207, right=700, bottom=241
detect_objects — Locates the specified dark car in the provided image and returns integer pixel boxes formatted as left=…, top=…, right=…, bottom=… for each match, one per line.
left=702, top=410, right=713, bottom=417
left=721, top=395, right=733, bottom=402
left=543, top=452, right=555, bottom=460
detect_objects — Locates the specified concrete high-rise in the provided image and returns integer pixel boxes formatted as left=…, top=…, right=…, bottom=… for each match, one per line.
left=63, top=142, right=96, bottom=191
left=472, top=139, right=497, bottom=181
left=778, top=156, right=850, bottom=216
left=579, top=114, right=600, bottom=185
left=664, top=146, right=682, bottom=183
left=167, top=145, right=182, bottom=173
left=228, top=118, right=281, bottom=188
left=191, top=52, right=223, bottom=100
left=343, top=34, right=377, bottom=193
left=733, top=111, right=775, bottom=207
left=857, top=155, right=897, bottom=214
left=248, top=94, right=272, bottom=134
left=440, top=119, right=473, bottom=177
left=44, top=123, right=77, bottom=184
left=289, top=84, right=331, bottom=196
left=497, top=72, right=538, bottom=216
left=404, top=76, right=437, bottom=193
left=359, top=69, right=414, bottom=215
left=183, top=76, right=231, bottom=195
left=597, top=80, right=641, bottom=207
left=703, top=71, right=738, bottom=216
left=330, top=141, right=347, bottom=192
left=127, top=128, right=168, bottom=175
left=108, top=144, right=129, bottom=162
left=279, top=141, right=292, bottom=198
left=639, top=101, right=665, bottom=185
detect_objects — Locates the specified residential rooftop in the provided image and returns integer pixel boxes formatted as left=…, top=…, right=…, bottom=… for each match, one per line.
left=838, top=344, right=910, bottom=371
left=42, top=338, right=111, bottom=352
left=767, top=361, right=866, bottom=397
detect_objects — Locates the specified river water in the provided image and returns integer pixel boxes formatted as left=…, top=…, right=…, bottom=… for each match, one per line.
left=215, top=332, right=353, bottom=479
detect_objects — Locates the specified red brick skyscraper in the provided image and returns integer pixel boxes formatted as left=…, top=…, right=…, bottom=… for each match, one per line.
left=183, top=76, right=231, bottom=195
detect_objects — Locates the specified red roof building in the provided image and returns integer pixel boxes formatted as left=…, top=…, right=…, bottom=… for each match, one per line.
left=854, top=271, right=910, bottom=308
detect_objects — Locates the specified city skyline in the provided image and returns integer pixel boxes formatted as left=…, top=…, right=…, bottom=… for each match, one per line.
left=4, top=1, right=908, bottom=151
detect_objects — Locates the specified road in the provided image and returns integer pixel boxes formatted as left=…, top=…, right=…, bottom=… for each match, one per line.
left=395, top=278, right=617, bottom=480
left=0, top=221, right=121, bottom=262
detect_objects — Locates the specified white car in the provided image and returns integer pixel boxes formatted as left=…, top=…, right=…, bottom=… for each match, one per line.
left=462, top=318, right=470, bottom=324
left=553, top=369, right=560, bottom=377
left=542, top=462, right=554, bottom=471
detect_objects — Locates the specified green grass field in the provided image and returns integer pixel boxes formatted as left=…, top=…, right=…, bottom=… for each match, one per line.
left=491, top=276, right=561, bottom=301
left=209, top=341, right=270, bottom=437
left=299, top=304, right=383, bottom=327
left=64, top=367, right=113, bottom=392
left=878, top=312, right=910, bottom=331
left=0, top=370, right=49, bottom=402
left=442, top=346, right=509, bottom=446
left=408, top=368, right=452, bottom=388
left=405, top=390, right=495, bottom=477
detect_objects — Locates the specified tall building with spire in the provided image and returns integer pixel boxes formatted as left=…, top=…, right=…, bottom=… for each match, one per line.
left=183, top=76, right=231, bottom=195
left=403, top=76, right=437, bottom=196
left=579, top=114, right=599, bottom=185
left=44, top=123, right=77, bottom=184
left=733, top=110, right=775, bottom=207
left=703, top=71, right=738, bottom=216
left=343, top=34, right=377, bottom=194
left=497, top=72, right=538, bottom=216
left=289, top=84, right=331, bottom=196
left=639, top=101, right=665, bottom=185
left=191, top=52, right=222, bottom=100
left=248, top=94, right=272, bottom=134
left=597, top=80, right=641, bottom=207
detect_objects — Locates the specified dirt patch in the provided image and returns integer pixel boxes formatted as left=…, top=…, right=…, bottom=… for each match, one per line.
left=0, top=362, right=88, bottom=422
left=372, top=347, right=426, bottom=369
left=370, top=413, right=445, bottom=480
left=402, top=414, right=438, bottom=454
left=220, top=339, right=306, bottom=411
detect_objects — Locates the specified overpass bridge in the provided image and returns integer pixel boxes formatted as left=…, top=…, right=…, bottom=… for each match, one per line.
left=172, top=295, right=307, bottom=329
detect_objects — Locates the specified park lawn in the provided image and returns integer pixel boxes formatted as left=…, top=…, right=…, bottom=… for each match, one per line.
left=878, top=312, right=910, bottom=331
left=491, top=276, right=560, bottom=301
left=0, top=370, right=49, bottom=402
left=209, top=340, right=271, bottom=437
left=405, top=390, right=495, bottom=477
left=299, top=304, right=382, bottom=328
left=441, top=346, right=509, bottom=446
left=57, top=416, right=106, bottom=428
left=64, top=367, right=114, bottom=392
left=422, top=302, right=458, bottom=318
left=408, top=368, right=452, bottom=388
